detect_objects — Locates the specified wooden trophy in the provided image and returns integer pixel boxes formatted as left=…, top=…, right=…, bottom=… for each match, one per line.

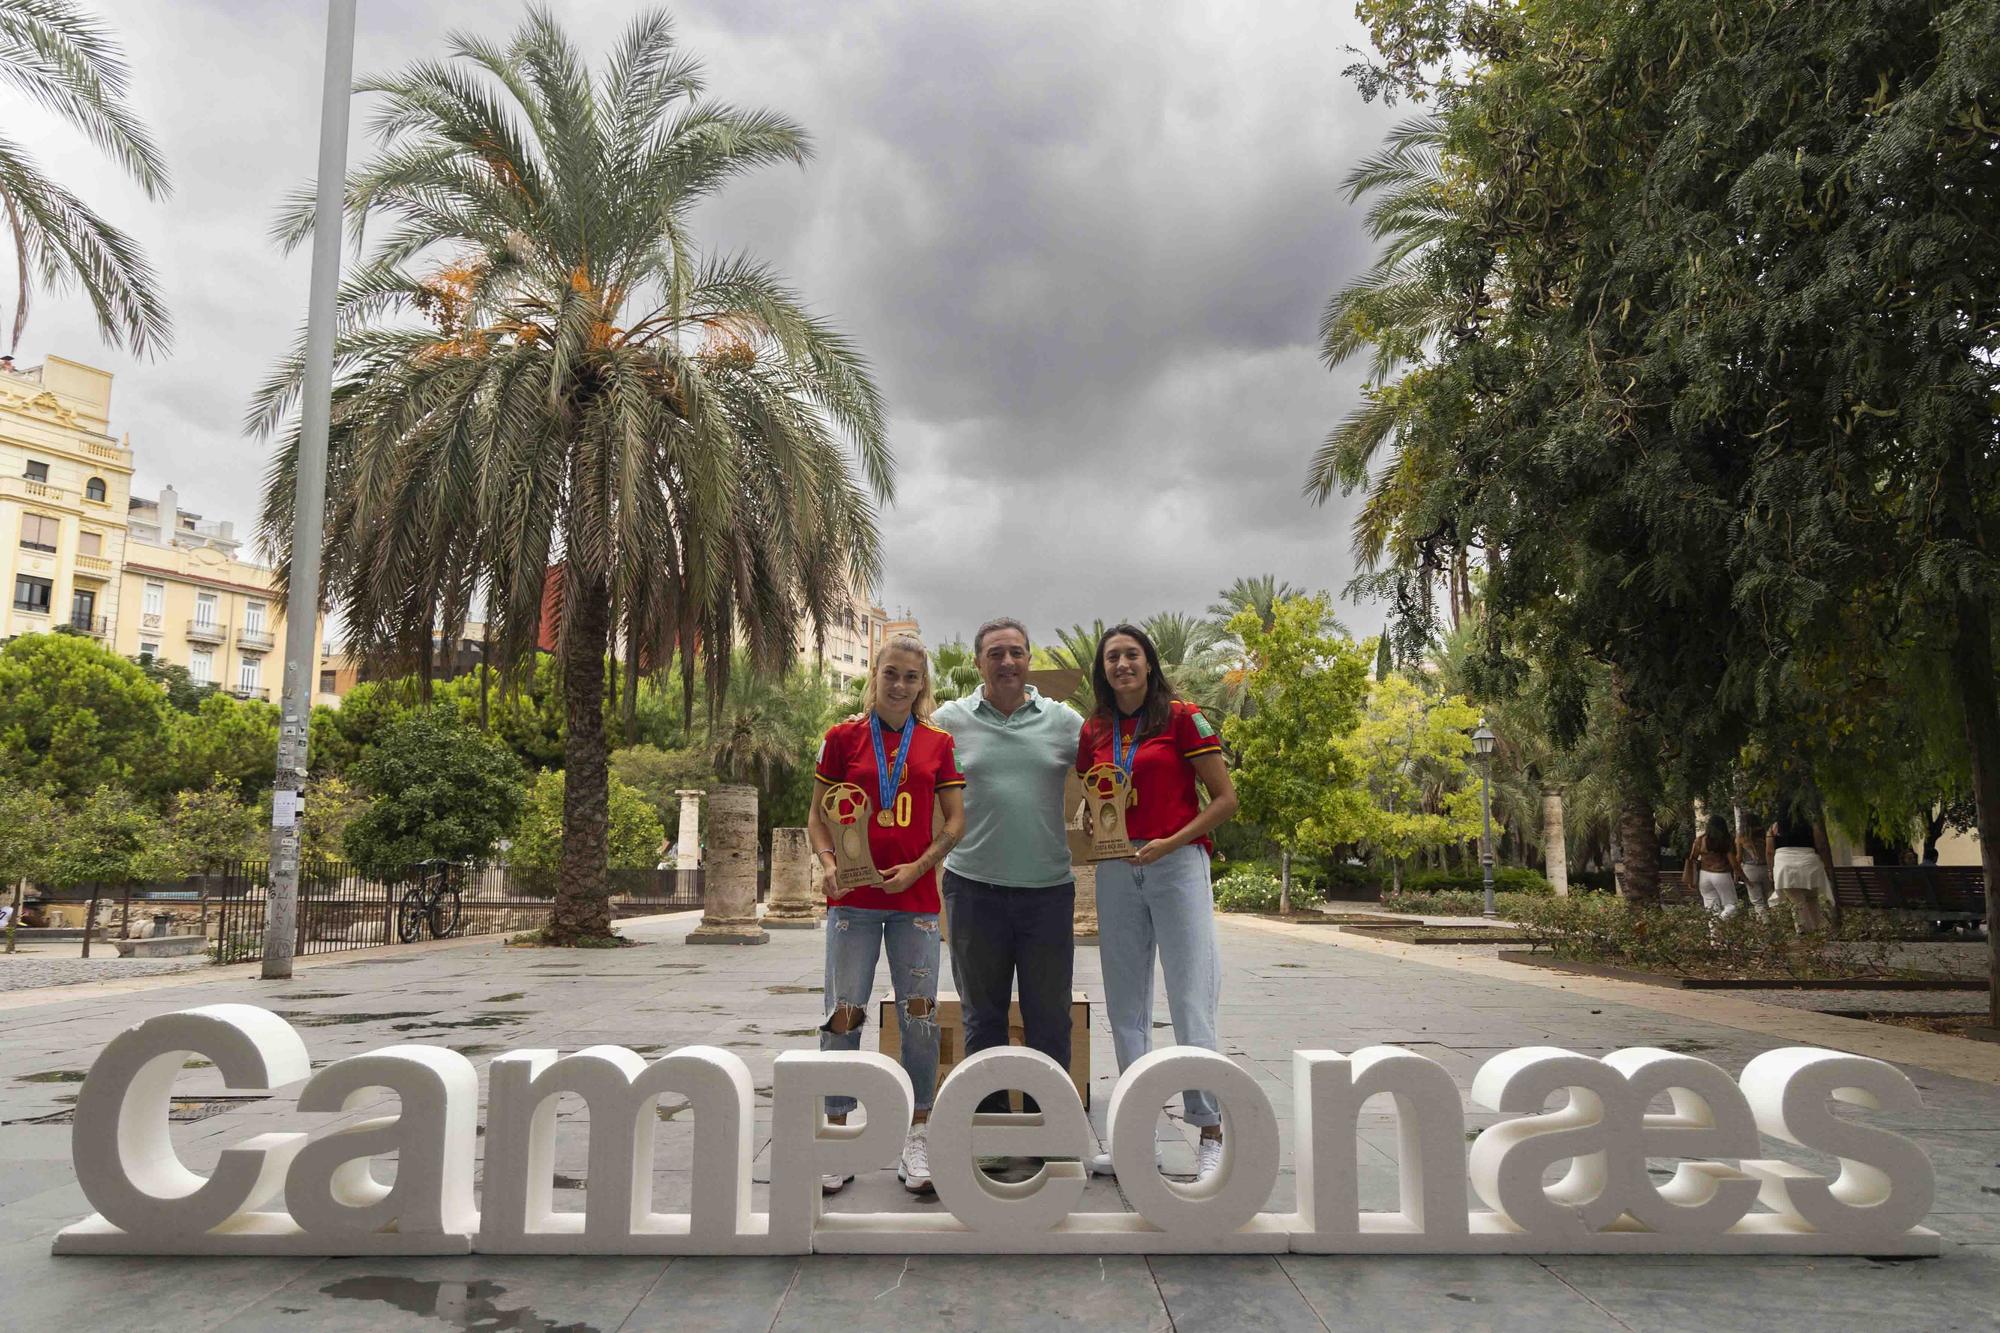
left=1079, top=763, right=1136, bottom=861
left=819, top=782, right=884, bottom=894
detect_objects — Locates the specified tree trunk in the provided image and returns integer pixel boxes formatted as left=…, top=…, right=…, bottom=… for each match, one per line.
left=1946, top=592, right=2000, bottom=1029
left=551, top=565, right=614, bottom=944
left=1542, top=786, right=1569, bottom=896
left=1279, top=848, right=1292, bottom=915
left=1615, top=789, right=1658, bottom=903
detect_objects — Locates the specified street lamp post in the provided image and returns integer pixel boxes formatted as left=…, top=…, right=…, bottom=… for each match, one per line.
left=1473, top=720, right=1497, bottom=919
left=262, top=0, right=358, bottom=980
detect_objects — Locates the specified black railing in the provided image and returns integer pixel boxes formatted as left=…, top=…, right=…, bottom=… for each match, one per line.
left=21, top=856, right=759, bottom=964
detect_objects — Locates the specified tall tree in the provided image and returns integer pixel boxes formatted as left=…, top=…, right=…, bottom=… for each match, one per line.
left=254, top=9, right=888, bottom=943
left=0, top=0, right=171, bottom=354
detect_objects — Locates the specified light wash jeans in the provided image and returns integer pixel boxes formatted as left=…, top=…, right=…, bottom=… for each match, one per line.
left=1094, top=842, right=1222, bottom=1127
left=819, top=906, right=940, bottom=1115
left=1741, top=862, right=1773, bottom=914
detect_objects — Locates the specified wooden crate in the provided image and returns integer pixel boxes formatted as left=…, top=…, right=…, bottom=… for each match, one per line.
left=878, top=989, right=1091, bottom=1108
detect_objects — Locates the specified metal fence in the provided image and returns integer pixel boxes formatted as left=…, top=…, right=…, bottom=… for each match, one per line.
left=24, top=858, right=762, bottom=965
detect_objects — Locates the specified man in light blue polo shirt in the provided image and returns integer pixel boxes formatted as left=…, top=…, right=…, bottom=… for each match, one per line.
left=932, top=616, right=1083, bottom=1106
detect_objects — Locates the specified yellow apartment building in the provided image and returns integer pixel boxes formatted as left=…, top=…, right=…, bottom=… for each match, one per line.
left=1, top=356, right=133, bottom=645
left=114, top=485, right=324, bottom=703
left=798, top=579, right=919, bottom=690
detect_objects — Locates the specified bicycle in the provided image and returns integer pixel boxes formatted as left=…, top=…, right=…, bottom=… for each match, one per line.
left=395, top=862, right=464, bottom=943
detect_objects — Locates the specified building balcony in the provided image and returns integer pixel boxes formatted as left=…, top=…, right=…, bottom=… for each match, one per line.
left=186, top=618, right=227, bottom=645
left=228, top=685, right=269, bottom=702
left=237, top=626, right=275, bottom=651
left=2, top=475, right=66, bottom=505
left=73, top=553, right=112, bottom=577
left=66, top=613, right=108, bottom=637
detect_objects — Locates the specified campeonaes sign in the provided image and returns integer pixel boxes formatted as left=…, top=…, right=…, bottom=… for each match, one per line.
left=53, top=1004, right=1938, bottom=1257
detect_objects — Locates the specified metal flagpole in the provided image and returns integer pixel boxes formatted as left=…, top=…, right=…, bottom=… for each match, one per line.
left=263, top=0, right=358, bottom=980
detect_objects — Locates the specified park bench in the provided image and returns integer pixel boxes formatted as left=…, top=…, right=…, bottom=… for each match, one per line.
left=1829, top=865, right=1985, bottom=926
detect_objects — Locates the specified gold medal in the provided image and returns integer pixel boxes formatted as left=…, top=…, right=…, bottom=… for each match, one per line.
left=877, top=808, right=896, bottom=827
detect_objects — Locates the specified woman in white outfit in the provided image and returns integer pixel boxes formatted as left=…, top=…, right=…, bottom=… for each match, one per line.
left=1767, top=810, right=1836, bottom=933
left=1689, top=815, right=1742, bottom=917
left=1736, top=812, right=1773, bottom=913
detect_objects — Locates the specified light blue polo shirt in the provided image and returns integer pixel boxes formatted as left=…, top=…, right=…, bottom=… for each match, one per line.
left=933, top=684, right=1084, bottom=888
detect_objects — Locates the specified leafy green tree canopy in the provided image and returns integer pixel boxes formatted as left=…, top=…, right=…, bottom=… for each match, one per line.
left=1338, top=672, right=1483, bottom=873
left=342, top=706, right=525, bottom=880
left=45, top=786, right=177, bottom=888
left=1222, top=596, right=1372, bottom=857
left=0, top=634, right=167, bottom=801
left=511, top=770, right=664, bottom=873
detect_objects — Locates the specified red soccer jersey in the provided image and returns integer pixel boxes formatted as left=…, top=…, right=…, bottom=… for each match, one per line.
left=1076, top=699, right=1225, bottom=853
left=814, top=714, right=964, bottom=912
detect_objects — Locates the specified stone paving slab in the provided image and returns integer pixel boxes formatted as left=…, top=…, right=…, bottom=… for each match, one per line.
left=1, top=909, right=1997, bottom=1329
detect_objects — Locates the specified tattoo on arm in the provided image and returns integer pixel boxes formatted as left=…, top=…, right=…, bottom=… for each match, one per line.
left=919, top=831, right=961, bottom=873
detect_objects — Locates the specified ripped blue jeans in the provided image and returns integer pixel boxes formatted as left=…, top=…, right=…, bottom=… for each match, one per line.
left=820, top=906, right=940, bottom=1115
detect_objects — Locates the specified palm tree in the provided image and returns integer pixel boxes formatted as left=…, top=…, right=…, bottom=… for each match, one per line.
left=931, top=638, right=981, bottom=704
left=1142, top=610, right=1224, bottom=710
left=253, top=9, right=888, bottom=943
left=0, top=0, right=171, bottom=355
left=1207, top=574, right=1342, bottom=637
left=1047, top=620, right=1108, bottom=715
left=1305, top=114, right=1485, bottom=631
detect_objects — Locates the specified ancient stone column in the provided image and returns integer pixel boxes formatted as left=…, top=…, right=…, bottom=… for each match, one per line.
left=763, top=826, right=822, bottom=928
left=1542, top=785, right=1569, bottom=897
left=1072, top=861, right=1099, bottom=940
left=685, top=784, right=767, bottom=945
left=674, top=789, right=704, bottom=870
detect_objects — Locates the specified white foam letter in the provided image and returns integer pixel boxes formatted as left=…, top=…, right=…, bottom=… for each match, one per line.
left=768, top=1050, right=912, bottom=1251
left=1738, top=1048, right=1934, bottom=1243
left=1291, top=1046, right=1468, bottom=1246
left=284, top=1045, right=479, bottom=1249
left=1107, top=1048, right=1283, bottom=1249
left=928, top=1048, right=1092, bottom=1234
left=57, top=1004, right=310, bottom=1253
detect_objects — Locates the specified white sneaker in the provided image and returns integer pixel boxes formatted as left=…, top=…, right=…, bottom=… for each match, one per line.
left=821, top=1172, right=852, bottom=1194
left=898, top=1125, right=933, bottom=1193
left=1088, top=1143, right=1166, bottom=1176
left=1195, top=1136, right=1224, bottom=1183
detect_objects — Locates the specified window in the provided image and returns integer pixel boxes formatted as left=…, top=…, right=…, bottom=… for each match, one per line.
left=84, top=476, right=106, bottom=502
left=19, top=513, right=57, bottom=552
left=238, top=657, right=261, bottom=694
left=23, top=459, right=48, bottom=482
left=318, top=669, right=336, bottom=694
left=71, top=589, right=95, bottom=624
left=78, top=530, right=102, bottom=557
left=244, top=601, right=266, bottom=634
left=189, top=648, right=212, bottom=685
left=12, top=574, right=51, bottom=614
left=142, top=582, right=164, bottom=616
left=194, top=592, right=218, bottom=627
left=139, top=640, right=160, bottom=661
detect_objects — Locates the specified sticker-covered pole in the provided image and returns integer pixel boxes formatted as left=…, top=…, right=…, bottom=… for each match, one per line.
left=263, top=0, right=357, bottom=980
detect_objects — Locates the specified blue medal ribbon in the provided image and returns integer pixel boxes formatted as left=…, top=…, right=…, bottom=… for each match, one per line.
left=869, top=711, right=912, bottom=818
left=1111, top=710, right=1140, bottom=786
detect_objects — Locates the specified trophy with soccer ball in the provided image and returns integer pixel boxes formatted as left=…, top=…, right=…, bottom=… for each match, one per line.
left=819, top=782, right=884, bottom=893
left=1079, top=763, right=1136, bottom=861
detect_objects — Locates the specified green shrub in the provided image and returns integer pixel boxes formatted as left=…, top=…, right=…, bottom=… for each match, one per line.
left=1319, top=862, right=1386, bottom=897
left=1508, top=895, right=1912, bottom=979
left=1212, top=869, right=1327, bottom=914
left=1403, top=866, right=1553, bottom=896
left=1379, top=888, right=1540, bottom=918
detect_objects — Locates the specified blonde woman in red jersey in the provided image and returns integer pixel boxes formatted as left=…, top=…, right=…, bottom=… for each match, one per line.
left=806, top=634, right=965, bottom=1195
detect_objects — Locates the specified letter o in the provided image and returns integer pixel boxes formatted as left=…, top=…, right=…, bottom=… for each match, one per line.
left=1107, top=1048, right=1278, bottom=1236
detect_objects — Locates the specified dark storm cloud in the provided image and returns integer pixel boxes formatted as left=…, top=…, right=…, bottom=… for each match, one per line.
left=31, top=1, right=1398, bottom=648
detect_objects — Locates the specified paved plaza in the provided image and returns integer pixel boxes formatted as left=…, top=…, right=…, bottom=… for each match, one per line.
left=2, top=911, right=1997, bottom=1331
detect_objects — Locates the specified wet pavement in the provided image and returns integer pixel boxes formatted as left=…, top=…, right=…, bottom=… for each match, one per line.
left=1, top=909, right=1997, bottom=1330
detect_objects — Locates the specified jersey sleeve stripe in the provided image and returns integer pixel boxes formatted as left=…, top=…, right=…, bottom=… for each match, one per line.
left=1181, top=743, right=1224, bottom=758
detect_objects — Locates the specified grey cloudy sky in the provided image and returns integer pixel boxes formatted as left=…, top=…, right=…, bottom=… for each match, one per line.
left=31, top=0, right=1398, bottom=648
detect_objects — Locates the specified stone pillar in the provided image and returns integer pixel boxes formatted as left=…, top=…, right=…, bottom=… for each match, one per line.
left=1542, top=785, right=1569, bottom=897
left=674, top=789, right=704, bottom=870
left=763, top=826, right=822, bottom=928
left=1072, top=861, right=1099, bottom=941
left=685, top=784, right=767, bottom=945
